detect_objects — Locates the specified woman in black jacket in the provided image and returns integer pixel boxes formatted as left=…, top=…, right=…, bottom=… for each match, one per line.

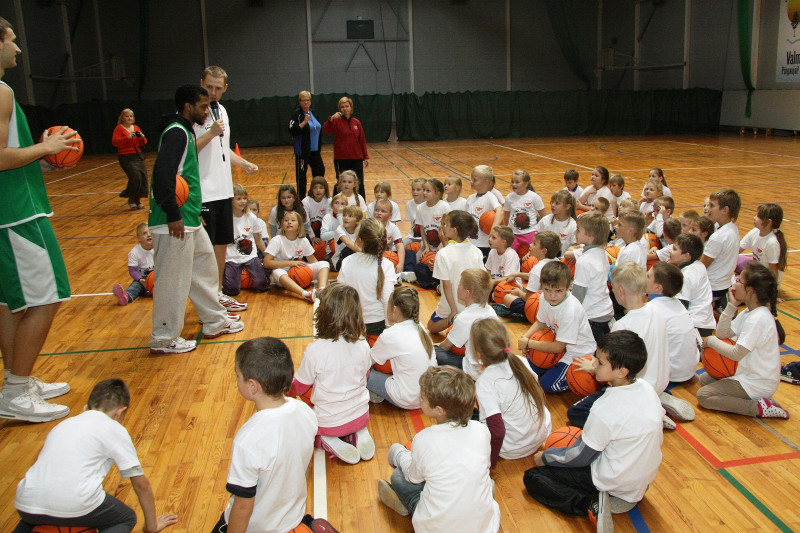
left=289, top=90, right=325, bottom=199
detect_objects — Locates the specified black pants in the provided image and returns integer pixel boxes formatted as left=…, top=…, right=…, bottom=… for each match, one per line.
left=567, top=387, right=608, bottom=428
left=589, top=320, right=610, bottom=344
left=711, top=288, right=729, bottom=315
left=333, top=159, right=366, bottom=198
left=295, top=151, right=325, bottom=199
left=523, top=464, right=597, bottom=516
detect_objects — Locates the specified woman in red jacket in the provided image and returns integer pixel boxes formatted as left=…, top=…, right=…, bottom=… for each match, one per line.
left=323, top=96, right=369, bottom=198
left=112, top=108, right=148, bottom=209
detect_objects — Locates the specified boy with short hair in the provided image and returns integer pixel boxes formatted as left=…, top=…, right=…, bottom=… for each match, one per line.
left=572, top=212, right=613, bottom=342
left=113, top=222, right=155, bottom=305
left=701, top=189, right=741, bottom=313
left=502, top=231, right=562, bottom=316
left=523, top=330, right=664, bottom=531
left=435, top=268, right=499, bottom=379
left=467, top=165, right=504, bottom=260
left=14, top=379, right=178, bottom=532
left=426, top=210, right=484, bottom=334
left=679, top=209, right=699, bottom=234
left=669, top=233, right=716, bottom=337
left=608, top=174, right=630, bottom=205
left=591, top=197, right=610, bottom=215
left=367, top=181, right=402, bottom=222
left=485, top=225, right=519, bottom=288
left=646, top=263, right=701, bottom=384
left=563, top=169, right=583, bottom=202
left=615, top=209, right=647, bottom=268
left=212, top=337, right=317, bottom=533
left=519, top=262, right=597, bottom=393
left=647, top=217, right=681, bottom=264
left=378, top=366, right=501, bottom=533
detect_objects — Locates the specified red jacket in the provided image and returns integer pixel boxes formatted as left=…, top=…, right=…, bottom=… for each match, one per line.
left=112, top=124, right=147, bottom=155
left=322, top=115, right=368, bottom=160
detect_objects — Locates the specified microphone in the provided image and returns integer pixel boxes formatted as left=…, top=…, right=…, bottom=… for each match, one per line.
left=209, top=101, right=223, bottom=138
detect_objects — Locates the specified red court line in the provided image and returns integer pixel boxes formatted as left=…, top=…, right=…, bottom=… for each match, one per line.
left=675, top=424, right=800, bottom=468
left=409, top=409, right=427, bottom=434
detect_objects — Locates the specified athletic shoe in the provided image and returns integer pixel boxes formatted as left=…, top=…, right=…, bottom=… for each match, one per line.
left=150, top=337, right=197, bottom=355
left=354, top=427, right=376, bottom=460
left=0, top=390, right=69, bottom=423
left=219, top=293, right=247, bottom=312
left=387, top=443, right=407, bottom=468
left=304, top=291, right=315, bottom=303
left=399, top=271, right=416, bottom=283
left=112, top=283, right=129, bottom=306
left=780, top=364, right=800, bottom=384
left=659, top=392, right=695, bottom=421
left=320, top=435, right=360, bottom=464
left=587, top=491, right=613, bottom=533
left=757, top=398, right=790, bottom=419
left=662, top=415, right=676, bottom=430
left=491, top=303, right=524, bottom=320
left=369, top=391, right=385, bottom=404
left=28, top=377, right=70, bottom=400
left=378, top=480, right=409, bottom=516
left=435, top=284, right=442, bottom=295
left=199, top=312, right=240, bottom=324
left=204, top=320, right=245, bottom=339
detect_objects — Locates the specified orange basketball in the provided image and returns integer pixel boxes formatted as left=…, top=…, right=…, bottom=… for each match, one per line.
left=383, top=251, right=399, bottom=266
left=526, top=328, right=565, bottom=369
left=313, top=240, right=327, bottom=260
left=646, top=232, right=660, bottom=249
left=366, top=333, right=379, bottom=347
left=288, top=263, right=313, bottom=288
left=524, top=292, right=541, bottom=323
left=421, top=251, right=436, bottom=267
left=544, top=426, right=583, bottom=450
left=521, top=255, right=539, bottom=273
left=646, top=256, right=658, bottom=271
left=566, top=356, right=602, bottom=397
left=406, top=241, right=421, bottom=254
left=144, top=271, right=155, bottom=293
left=298, top=386, right=314, bottom=407
left=561, top=257, right=576, bottom=279
left=605, top=245, right=620, bottom=266
left=33, top=526, right=96, bottom=533
left=328, top=239, right=336, bottom=253
left=479, top=211, right=495, bottom=235
left=516, top=242, right=530, bottom=260
left=240, top=269, right=253, bottom=289
left=576, top=209, right=586, bottom=216
left=702, top=339, right=738, bottom=379
left=492, top=280, right=517, bottom=304
left=175, top=175, right=189, bottom=207
left=445, top=325, right=466, bottom=356
left=373, top=361, right=393, bottom=374
left=40, top=126, right=83, bottom=168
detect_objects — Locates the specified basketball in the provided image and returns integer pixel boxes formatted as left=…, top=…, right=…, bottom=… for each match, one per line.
left=40, top=126, right=83, bottom=168
left=413, top=224, right=422, bottom=237
left=702, top=339, right=738, bottom=379
left=566, top=356, right=602, bottom=397
left=646, top=256, right=658, bottom=271
left=383, top=251, right=399, bottom=266
left=328, top=239, right=335, bottom=253
left=543, top=426, right=583, bottom=450
left=561, top=257, right=576, bottom=279
left=479, top=211, right=494, bottom=235
left=241, top=269, right=253, bottom=289
left=288, top=263, right=313, bottom=288
left=524, top=292, right=540, bottom=323
left=313, top=240, right=327, bottom=260
left=366, top=333, right=379, bottom=347
left=514, top=211, right=531, bottom=230
left=175, top=175, right=189, bottom=207
left=421, top=251, right=436, bottom=267
left=298, top=386, right=314, bottom=407
left=407, top=241, right=421, bottom=254
left=605, top=245, right=620, bottom=266
left=33, top=526, right=96, bottom=533
left=521, top=255, right=539, bottom=273
left=526, top=328, right=565, bottom=369
left=646, top=232, right=659, bottom=249
left=516, top=242, right=529, bottom=260
left=445, top=325, right=466, bottom=356
left=373, top=361, right=393, bottom=374
left=144, top=271, right=155, bottom=293
left=492, top=280, right=517, bottom=304
left=426, top=228, right=441, bottom=247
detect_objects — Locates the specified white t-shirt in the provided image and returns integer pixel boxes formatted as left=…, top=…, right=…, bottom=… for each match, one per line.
left=491, top=187, right=505, bottom=204
left=655, top=243, right=672, bottom=262
left=677, top=261, right=716, bottom=330
left=320, top=212, right=340, bottom=242
left=739, top=228, right=780, bottom=266
left=615, top=190, right=632, bottom=204
left=613, top=305, right=670, bottom=394
left=415, top=200, right=451, bottom=250
left=467, top=192, right=502, bottom=248
left=485, top=248, right=520, bottom=279
left=525, top=257, right=558, bottom=293
left=535, top=292, right=597, bottom=365
left=447, top=197, right=469, bottom=211
left=253, top=217, right=268, bottom=242
left=226, top=212, right=262, bottom=264
left=582, top=379, right=664, bottom=503
left=587, top=185, right=616, bottom=221
left=15, top=410, right=141, bottom=517
left=404, top=199, right=425, bottom=240
left=477, top=356, right=552, bottom=459
left=370, top=320, right=436, bottom=408
left=301, top=196, right=331, bottom=239
left=616, top=240, right=647, bottom=268
left=648, top=296, right=700, bottom=383
left=639, top=200, right=654, bottom=217
left=504, top=191, right=544, bottom=235
left=223, top=400, right=317, bottom=533
left=433, top=242, right=486, bottom=317
left=127, top=243, right=154, bottom=278
left=343, top=192, right=367, bottom=215
left=446, top=303, right=500, bottom=379
left=574, top=246, right=613, bottom=321
left=268, top=206, right=312, bottom=238
left=385, top=221, right=403, bottom=251
left=406, top=421, right=501, bottom=533
left=331, top=225, right=357, bottom=267
left=564, top=185, right=584, bottom=202
left=703, top=221, right=739, bottom=291
left=265, top=235, right=313, bottom=261
left=295, top=337, right=371, bottom=428
left=730, top=306, right=781, bottom=399
left=367, top=200, right=401, bottom=222
left=536, top=214, right=577, bottom=255
left=338, top=252, right=397, bottom=324
left=194, top=102, right=233, bottom=202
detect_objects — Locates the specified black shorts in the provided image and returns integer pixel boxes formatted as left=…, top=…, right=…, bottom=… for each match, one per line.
left=201, top=198, right=234, bottom=245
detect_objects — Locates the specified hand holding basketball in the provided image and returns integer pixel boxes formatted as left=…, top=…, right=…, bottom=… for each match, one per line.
left=573, top=355, right=595, bottom=373
left=41, top=125, right=79, bottom=155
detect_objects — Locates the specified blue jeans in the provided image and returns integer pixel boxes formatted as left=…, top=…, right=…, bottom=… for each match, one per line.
left=391, top=465, right=424, bottom=516
left=434, top=345, right=463, bottom=369
left=367, top=369, right=398, bottom=406
left=126, top=279, right=148, bottom=302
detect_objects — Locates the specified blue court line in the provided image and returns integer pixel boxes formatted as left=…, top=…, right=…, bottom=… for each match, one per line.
left=626, top=505, right=651, bottom=533
left=398, top=143, right=469, bottom=179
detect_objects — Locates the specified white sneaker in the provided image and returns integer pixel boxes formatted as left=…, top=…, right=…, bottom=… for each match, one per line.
left=28, top=376, right=70, bottom=400
left=0, top=390, right=69, bottom=423
left=662, top=415, right=676, bottom=430
left=757, top=397, right=790, bottom=419
left=219, top=293, right=247, bottom=312
left=355, top=427, right=376, bottom=460
left=659, top=392, right=695, bottom=422
left=369, top=391, right=385, bottom=404
left=320, top=435, right=360, bottom=464
left=150, top=337, right=197, bottom=355
left=399, top=272, right=416, bottom=283
left=378, top=479, right=409, bottom=516
left=204, top=320, right=245, bottom=339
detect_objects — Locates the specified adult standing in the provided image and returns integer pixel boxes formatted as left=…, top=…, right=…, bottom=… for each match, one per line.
left=323, top=96, right=368, bottom=199
left=112, top=108, right=148, bottom=210
left=148, top=85, right=244, bottom=354
left=0, top=17, right=75, bottom=422
left=194, top=66, right=259, bottom=314
left=289, top=90, right=325, bottom=199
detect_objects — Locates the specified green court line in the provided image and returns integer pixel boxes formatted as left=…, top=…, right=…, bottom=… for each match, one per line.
left=778, top=308, right=800, bottom=322
left=718, top=469, right=794, bottom=533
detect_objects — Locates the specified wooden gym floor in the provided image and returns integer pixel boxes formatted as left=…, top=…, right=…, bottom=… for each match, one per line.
left=1, top=134, right=799, bottom=532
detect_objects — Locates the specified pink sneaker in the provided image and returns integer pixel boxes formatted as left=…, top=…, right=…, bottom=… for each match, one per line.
left=757, top=398, right=790, bottom=419
left=112, top=283, right=129, bottom=306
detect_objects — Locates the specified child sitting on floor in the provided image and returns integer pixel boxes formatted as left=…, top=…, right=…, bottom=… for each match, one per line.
left=112, top=222, right=154, bottom=306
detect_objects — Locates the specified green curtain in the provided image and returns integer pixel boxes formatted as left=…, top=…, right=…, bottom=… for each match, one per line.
left=737, top=0, right=755, bottom=117
left=544, top=0, right=594, bottom=88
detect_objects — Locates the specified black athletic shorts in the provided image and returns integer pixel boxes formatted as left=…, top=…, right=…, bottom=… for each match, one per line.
left=201, top=198, right=234, bottom=245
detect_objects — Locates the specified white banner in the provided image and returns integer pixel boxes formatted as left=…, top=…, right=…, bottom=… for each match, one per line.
left=777, top=0, right=800, bottom=82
